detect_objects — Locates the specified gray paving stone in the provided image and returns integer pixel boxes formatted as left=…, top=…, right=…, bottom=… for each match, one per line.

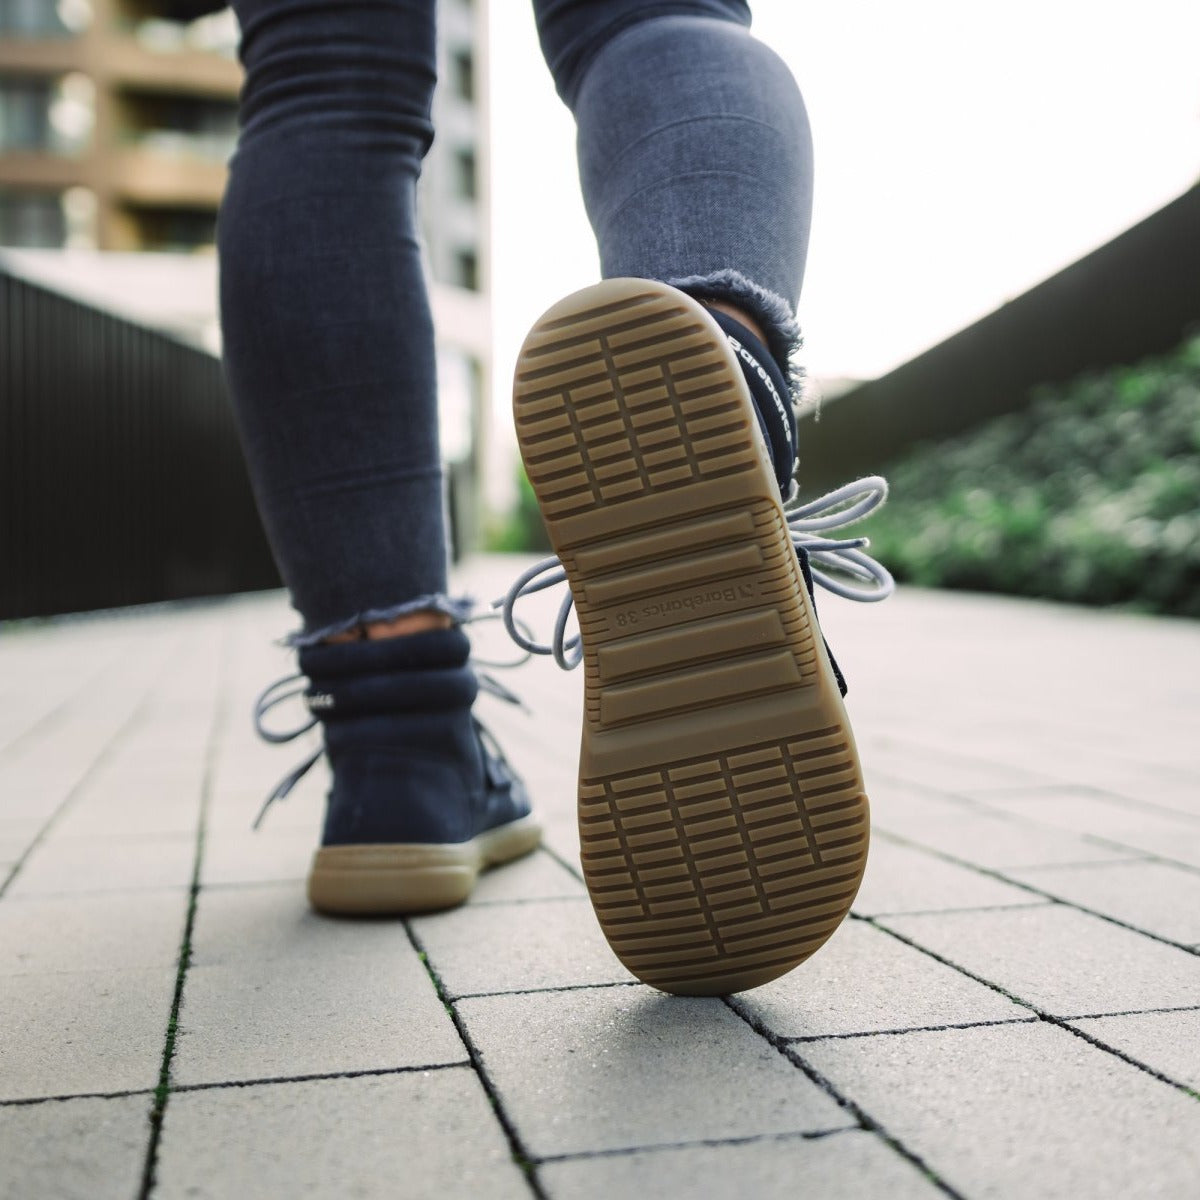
left=173, top=926, right=464, bottom=1086
left=535, top=794, right=582, bottom=866
left=1008, top=860, right=1200, bottom=945
left=853, top=836, right=1040, bottom=915
left=538, top=1129, right=941, bottom=1200
left=868, top=744, right=1054, bottom=793
left=1071, top=1009, right=1200, bottom=1092
left=205, top=754, right=327, bottom=836
left=0, top=1093, right=149, bottom=1200
left=966, top=786, right=1200, bottom=859
left=412, top=898, right=633, bottom=999
left=0, top=766, right=81, bottom=827
left=1087, top=769, right=1200, bottom=824
left=966, top=784, right=1196, bottom=833
left=200, top=828, right=314, bottom=888
left=458, top=987, right=851, bottom=1158
left=50, top=791, right=206, bottom=840
left=156, top=1068, right=529, bottom=1200
left=187, top=881, right=415, bottom=967
left=880, top=906, right=1200, bottom=1017
left=468, top=848, right=585, bottom=904
left=801, top=1022, right=1200, bottom=1199
left=733, top=919, right=1027, bottom=1039
left=0, top=822, right=40, bottom=866
left=0, top=968, right=175, bottom=1100
left=0, top=892, right=186, bottom=976
left=1081, top=826, right=1200, bottom=871
left=6, top=834, right=195, bottom=898
left=873, top=788, right=1132, bottom=869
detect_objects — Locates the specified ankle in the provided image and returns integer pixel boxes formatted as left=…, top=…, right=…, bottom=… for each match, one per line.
left=323, top=610, right=453, bottom=644
left=703, top=300, right=768, bottom=346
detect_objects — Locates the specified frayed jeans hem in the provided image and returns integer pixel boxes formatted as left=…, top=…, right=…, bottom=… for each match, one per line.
left=667, top=269, right=804, bottom=394
left=282, top=593, right=475, bottom=648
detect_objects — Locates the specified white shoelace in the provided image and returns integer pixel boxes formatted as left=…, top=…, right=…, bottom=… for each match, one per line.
left=493, top=476, right=895, bottom=672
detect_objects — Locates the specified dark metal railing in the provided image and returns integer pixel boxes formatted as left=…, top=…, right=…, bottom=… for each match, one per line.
left=1, top=266, right=280, bottom=620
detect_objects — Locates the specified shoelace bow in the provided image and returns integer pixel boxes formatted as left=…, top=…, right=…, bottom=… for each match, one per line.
left=252, top=476, right=892, bottom=825
left=494, top=475, right=895, bottom=670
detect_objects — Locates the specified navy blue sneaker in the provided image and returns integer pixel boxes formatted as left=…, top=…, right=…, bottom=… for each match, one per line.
left=255, top=627, right=540, bottom=915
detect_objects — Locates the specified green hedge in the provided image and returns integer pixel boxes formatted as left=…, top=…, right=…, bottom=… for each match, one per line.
left=859, top=335, right=1200, bottom=616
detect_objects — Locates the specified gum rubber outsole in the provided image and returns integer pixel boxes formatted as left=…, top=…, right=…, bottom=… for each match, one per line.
left=307, top=816, right=542, bottom=915
left=513, top=278, right=870, bottom=996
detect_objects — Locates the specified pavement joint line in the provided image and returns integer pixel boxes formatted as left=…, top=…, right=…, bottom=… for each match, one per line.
left=865, top=917, right=1200, bottom=1102
left=1058, top=1002, right=1200, bottom=1021
left=852, top=900, right=1054, bottom=919
left=723, top=995, right=965, bottom=1200
left=136, top=638, right=228, bottom=1200
left=1065, top=838, right=1200, bottom=882
left=870, top=830, right=1200, bottom=957
left=448, top=979, right=642, bottom=1002
left=874, top=827, right=1152, bottom=873
left=404, top=919, right=547, bottom=1200
left=873, top=767, right=1200, bottom=859
left=961, top=782, right=1200, bottom=828
left=779, top=1016, right=1042, bottom=1044
left=530, top=1124, right=860, bottom=1166
left=0, top=639, right=191, bottom=901
left=951, top=804, right=1200, bottom=876
left=1011, top=857, right=1160, bottom=874
left=0, top=1087, right=156, bottom=1109
left=537, top=840, right=586, bottom=885
left=464, top=893, right=584, bottom=908
left=451, top=892, right=586, bottom=910
left=867, top=769, right=1048, bottom=814
left=882, top=831, right=1200, bottom=883
left=167, top=1061, right=471, bottom=1095
left=877, top=747, right=1200, bottom=811
left=188, top=878, right=302, bottom=893
left=0, top=883, right=195, bottom=902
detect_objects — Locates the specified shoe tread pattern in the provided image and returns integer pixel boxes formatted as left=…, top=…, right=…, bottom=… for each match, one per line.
left=514, top=279, right=868, bottom=995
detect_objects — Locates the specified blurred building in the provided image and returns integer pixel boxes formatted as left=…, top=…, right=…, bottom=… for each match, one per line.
left=0, top=0, right=239, bottom=250
left=1, top=0, right=493, bottom=554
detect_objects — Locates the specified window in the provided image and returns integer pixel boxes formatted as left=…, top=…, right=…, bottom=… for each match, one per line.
left=437, top=348, right=477, bottom=464
left=0, top=190, right=67, bottom=247
left=452, top=146, right=476, bottom=201
left=453, top=247, right=479, bottom=292
left=128, top=205, right=218, bottom=250
left=450, top=48, right=474, bottom=102
left=118, top=89, right=237, bottom=161
left=0, top=78, right=54, bottom=151
left=0, top=74, right=94, bottom=155
left=0, top=0, right=90, bottom=36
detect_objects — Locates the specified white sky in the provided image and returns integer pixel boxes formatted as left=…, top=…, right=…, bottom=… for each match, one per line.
left=488, top=0, right=1200, bottom=393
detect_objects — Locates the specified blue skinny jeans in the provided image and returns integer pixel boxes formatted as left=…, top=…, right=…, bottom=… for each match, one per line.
left=217, top=0, right=813, bottom=644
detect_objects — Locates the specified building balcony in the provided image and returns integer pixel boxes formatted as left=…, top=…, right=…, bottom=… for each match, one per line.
left=101, top=33, right=241, bottom=99
left=108, top=142, right=226, bottom=206
left=0, top=148, right=89, bottom=189
left=0, top=29, right=240, bottom=100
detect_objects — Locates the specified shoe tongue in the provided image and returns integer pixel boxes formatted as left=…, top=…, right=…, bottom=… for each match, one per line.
left=706, top=308, right=797, bottom=495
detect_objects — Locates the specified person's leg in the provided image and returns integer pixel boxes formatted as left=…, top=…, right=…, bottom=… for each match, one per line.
left=512, top=4, right=883, bottom=995
left=533, top=1, right=812, bottom=379
left=219, top=0, right=539, bottom=912
left=218, top=0, right=457, bottom=646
